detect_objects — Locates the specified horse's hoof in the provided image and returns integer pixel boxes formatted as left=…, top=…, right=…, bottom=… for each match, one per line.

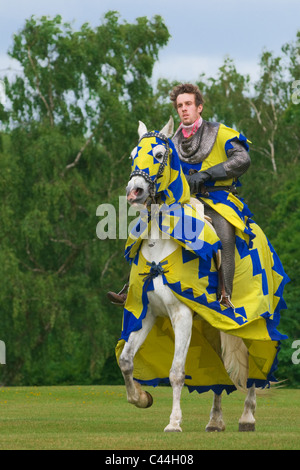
left=205, top=425, right=225, bottom=432
left=145, top=391, right=153, bottom=408
left=164, top=424, right=182, bottom=432
left=239, top=422, right=255, bottom=432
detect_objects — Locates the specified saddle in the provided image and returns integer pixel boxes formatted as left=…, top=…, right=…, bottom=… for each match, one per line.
left=107, top=198, right=223, bottom=307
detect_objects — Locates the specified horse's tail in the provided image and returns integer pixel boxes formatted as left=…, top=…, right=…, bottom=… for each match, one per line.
left=220, top=332, right=249, bottom=393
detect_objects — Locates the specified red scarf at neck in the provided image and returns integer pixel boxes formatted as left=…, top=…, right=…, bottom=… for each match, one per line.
left=175, top=117, right=202, bottom=138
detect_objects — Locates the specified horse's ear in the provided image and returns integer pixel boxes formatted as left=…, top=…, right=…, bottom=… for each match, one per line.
left=138, top=121, right=148, bottom=139
left=160, top=116, right=174, bottom=138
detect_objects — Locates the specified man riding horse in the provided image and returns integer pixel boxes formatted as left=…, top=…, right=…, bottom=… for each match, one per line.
left=108, top=83, right=251, bottom=308
left=114, top=114, right=288, bottom=432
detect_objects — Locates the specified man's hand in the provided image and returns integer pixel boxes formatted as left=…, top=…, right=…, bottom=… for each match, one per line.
left=185, top=163, right=228, bottom=194
left=186, top=171, right=211, bottom=194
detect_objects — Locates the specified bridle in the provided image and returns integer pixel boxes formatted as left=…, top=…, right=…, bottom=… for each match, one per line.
left=129, top=131, right=170, bottom=202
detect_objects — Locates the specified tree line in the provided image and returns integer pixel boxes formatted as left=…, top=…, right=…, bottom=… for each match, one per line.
left=0, top=12, right=299, bottom=386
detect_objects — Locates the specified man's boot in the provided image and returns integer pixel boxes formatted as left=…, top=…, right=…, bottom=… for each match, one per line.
left=107, top=283, right=128, bottom=306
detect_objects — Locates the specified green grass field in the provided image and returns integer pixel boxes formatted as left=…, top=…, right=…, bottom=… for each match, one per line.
left=0, top=385, right=299, bottom=450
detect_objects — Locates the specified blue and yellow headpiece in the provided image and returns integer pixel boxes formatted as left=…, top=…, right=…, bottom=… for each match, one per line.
left=129, top=130, right=191, bottom=206
left=125, top=121, right=221, bottom=263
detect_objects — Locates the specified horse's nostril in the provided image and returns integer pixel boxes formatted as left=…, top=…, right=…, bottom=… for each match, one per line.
left=134, top=188, right=143, bottom=197
left=127, top=187, right=144, bottom=203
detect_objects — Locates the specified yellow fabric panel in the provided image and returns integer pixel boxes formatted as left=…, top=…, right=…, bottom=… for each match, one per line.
left=199, top=124, right=251, bottom=188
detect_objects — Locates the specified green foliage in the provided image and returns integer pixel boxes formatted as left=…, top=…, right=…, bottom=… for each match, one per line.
left=264, top=171, right=300, bottom=386
left=0, top=12, right=170, bottom=385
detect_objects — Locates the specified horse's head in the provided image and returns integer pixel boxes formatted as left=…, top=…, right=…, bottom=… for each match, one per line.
left=126, top=117, right=190, bottom=207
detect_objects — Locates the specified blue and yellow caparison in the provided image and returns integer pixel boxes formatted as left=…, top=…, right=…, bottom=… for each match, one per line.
left=116, top=129, right=289, bottom=394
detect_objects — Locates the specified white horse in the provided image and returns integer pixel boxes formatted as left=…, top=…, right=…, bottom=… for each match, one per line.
left=118, top=118, right=256, bottom=432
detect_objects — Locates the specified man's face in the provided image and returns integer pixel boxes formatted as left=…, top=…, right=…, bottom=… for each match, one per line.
left=176, top=93, right=203, bottom=125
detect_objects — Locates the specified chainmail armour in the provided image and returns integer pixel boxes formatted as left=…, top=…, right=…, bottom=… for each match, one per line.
left=173, top=121, right=219, bottom=163
left=173, top=120, right=251, bottom=298
left=173, top=120, right=250, bottom=177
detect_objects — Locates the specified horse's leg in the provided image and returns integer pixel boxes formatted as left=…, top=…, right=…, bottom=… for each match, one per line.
left=238, top=383, right=256, bottom=431
left=205, top=392, right=226, bottom=432
left=119, top=311, right=155, bottom=409
left=164, top=305, right=193, bottom=433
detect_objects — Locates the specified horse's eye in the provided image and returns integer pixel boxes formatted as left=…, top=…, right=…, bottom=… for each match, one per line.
left=153, top=145, right=165, bottom=160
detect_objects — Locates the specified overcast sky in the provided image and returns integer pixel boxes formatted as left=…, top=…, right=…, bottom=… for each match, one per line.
left=1, top=0, right=300, bottom=84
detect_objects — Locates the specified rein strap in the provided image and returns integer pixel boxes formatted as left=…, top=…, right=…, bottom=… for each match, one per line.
left=129, top=132, right=170, bottom=200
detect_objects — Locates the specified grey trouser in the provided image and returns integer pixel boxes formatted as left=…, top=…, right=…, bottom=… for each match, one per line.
left=204, top=203, right=236, bottom=298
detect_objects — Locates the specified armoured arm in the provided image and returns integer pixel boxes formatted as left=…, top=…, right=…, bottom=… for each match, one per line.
left=186, top=141, right=251, bottom=193
left=223, top=141, right=251, bottom=178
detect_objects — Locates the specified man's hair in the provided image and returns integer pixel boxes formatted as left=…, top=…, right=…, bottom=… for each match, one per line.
left=170, top=83, right=204, bottom=110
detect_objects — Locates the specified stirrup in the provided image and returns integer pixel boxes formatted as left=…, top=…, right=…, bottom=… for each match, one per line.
left=219, top=294, right=235, bottom=309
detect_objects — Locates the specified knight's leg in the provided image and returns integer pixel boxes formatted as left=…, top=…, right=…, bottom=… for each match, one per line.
left=164, top=305, right=193, bottom=432
left=119, top=312, right=155, bottom=408
left=204, top=205, right=236, bottom=303
left=205, top=392, right=226, bottom=432
left=239, top=383, right=256, bottom=431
